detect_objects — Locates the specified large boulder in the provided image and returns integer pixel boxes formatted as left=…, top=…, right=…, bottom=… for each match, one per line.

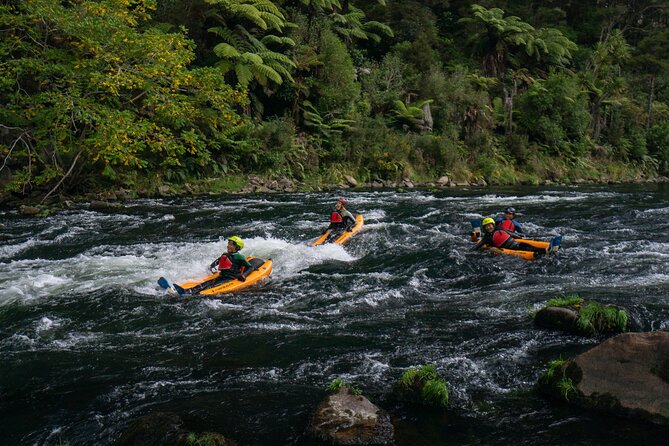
left=309, top=387, right=394, bottom=445
left=538, top=332, right=669, bottom=425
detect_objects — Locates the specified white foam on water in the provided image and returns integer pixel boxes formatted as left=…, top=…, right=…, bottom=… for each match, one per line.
left=0, top=234, right=357, bottom=306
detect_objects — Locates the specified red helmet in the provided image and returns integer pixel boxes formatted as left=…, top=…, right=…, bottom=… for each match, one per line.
left=337, top=197, right=348, bottom=207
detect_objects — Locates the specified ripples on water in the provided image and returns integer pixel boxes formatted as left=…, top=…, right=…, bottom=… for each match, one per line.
left=1, top=185, right=668, bottom=445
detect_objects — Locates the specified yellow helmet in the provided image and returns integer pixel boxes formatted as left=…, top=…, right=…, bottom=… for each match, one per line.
left=228, top=236, right=244, bottom=250
left=481, top=217, right=495, bottom=226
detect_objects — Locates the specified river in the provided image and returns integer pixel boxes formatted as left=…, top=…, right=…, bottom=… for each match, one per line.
left=1, top=184, right=668, bottom=445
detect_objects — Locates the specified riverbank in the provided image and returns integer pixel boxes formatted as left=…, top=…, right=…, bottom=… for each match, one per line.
left=2, top=158, right=668, bottom=214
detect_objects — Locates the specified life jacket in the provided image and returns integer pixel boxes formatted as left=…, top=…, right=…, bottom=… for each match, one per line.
left=492, top=229, right=511, bottom=247
left=330, top=212, right=343, bottom=223
left=218, top=253, right=233, bottom=270
left=499, top=219, right=516, bottom=232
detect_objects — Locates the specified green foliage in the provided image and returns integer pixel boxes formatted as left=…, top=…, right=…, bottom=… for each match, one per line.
left=207, top=0, right=296, bottom=89
left=397, top=364, right=449, bottom=408
left=546, top=295, right=584, bottom=308
left=2, top=0, right=666, bottom=196
left=539, top=357, right=567, bottom=384
left=186, top=432, right=226, bottom=446
left=314, top=30, right=360, bottom=113
left=327, top=378, right=361, bottom=395
left=0, top=0, right=248, bottom=196
left=557, top=376, right=577, bottom=401
left=649, top=122, right=669, bottom=174
left=576, top=302, right=628, bottom=334
left=517, top=71, right=590, bottom=158
left=539, top=357, right=576, bottom=401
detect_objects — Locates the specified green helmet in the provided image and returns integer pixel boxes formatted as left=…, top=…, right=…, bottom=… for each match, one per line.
left=481, top=217, right=495, bottom=227
left=228, top=236, right=244, bottom=250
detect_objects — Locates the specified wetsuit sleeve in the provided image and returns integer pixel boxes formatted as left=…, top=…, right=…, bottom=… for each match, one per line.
left=233, top=253, right=252, bottom=270
left=514, top=221, right=524, bottom=234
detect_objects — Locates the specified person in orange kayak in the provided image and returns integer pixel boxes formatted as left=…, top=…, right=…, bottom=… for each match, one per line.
left=495, top=207, right=525, bottom=236
left=174, top=236, right=254, bottom=295
left=472, top=218, right=546, bottom=254
left=323, top=197, right=356, bottom=242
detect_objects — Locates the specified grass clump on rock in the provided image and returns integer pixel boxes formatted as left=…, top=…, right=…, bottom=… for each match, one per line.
left=395, top=364, right=449, bottom=407
left=539, top=357, right=576, bottom=401
left=533, top=294, right=628, bottom=336
left=327, top=378, right=362, bottom=396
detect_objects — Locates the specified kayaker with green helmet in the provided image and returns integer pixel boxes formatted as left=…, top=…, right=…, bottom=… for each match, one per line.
left=472, top=218, right=546, bottom=254
left=175, top=236, right=254, bottom=295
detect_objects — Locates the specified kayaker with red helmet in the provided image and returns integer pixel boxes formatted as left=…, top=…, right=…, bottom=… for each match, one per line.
left=495, top=207, right=525, bottom=236
left=472, top=218, right=545, bottom=254
left=323, top=197, right=356, bottom=242
left=174, top=236, right=254, bottom=295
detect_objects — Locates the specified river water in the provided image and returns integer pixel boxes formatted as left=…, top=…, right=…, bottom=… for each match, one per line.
left=1, top=185, right=668, bottom=445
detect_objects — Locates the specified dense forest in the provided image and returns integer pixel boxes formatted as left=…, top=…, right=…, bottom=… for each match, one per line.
left=2, top=0, right=669, bottom=201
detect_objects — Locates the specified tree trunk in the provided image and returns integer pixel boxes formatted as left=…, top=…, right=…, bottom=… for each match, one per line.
left=503, top=78, right=517, bottom=137
left=646, top=74, right=655, bottom=131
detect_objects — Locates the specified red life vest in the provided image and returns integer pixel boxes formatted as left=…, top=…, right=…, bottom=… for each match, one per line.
left=218, top=253, right=233, bottom=270
left=499, top=219, right=516, bottom=232
left=492, top=229, right=511, bottom=247
left=330, top=212, right=343, bottom=223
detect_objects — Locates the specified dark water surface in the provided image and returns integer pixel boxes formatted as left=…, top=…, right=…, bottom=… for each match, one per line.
left=1, top=185, right=668, bottom=445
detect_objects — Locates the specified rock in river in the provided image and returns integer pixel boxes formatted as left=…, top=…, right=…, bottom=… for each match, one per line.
left=309, top=387, right=394, bottom=445
left=539, top=332, right=669, bottom=425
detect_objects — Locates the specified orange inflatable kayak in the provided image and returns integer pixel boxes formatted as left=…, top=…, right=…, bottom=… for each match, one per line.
left=158, top=257, right=272, bottom=295
left=469, top=220, right=561, bottom=260
left=311, top=214, right=364, bottom=246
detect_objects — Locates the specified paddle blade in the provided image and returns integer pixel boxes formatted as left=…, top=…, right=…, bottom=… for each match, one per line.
left=157, top=277, right=171, bottom=289
left=173, top=284, right=187, bottom=296
left=548, top=236, right=562, bottom=255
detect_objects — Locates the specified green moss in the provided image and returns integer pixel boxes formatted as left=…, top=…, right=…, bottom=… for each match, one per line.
left=536, top=294, right=627, bottom=334
left=546, top=295, right=584, bottom=308
left=201, top=175, right=247, bottom=194
left=187, top=432, right=227, bottom=446
left=539, top=357, right=567, bottom=384
left=327, top=378, right=361, bottom=395
left=557, top=376, right=577, bottom=401
left=576, top=302, right=628, bottom=334
left=421, top=379, right=449, bottom=407
left=397, top=364, right=449, bottom=407
left=539, top=357, right=576, bottom=401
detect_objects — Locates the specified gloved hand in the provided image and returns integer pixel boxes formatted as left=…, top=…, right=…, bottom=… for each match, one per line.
left=210, top=266, right=218, bottom=274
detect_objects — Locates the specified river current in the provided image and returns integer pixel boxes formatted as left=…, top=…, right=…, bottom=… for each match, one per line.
left=1, top=185, right=668, bottom=445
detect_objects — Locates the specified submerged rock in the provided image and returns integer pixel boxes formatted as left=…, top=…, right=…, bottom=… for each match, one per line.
left=538, top=332, right=669, bottom=425
left=116, top=412, right=187, bottom=446
left=115, top=412, right=236, bottom=446
left=90, top=200, right=122, bottom=211
left=309, top=387, right=394, bottom=445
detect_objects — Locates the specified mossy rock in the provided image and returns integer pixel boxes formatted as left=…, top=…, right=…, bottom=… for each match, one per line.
left=533, top=295, right=628, bottom=336
left=538, top=333, right=669, bottom=425
left=394, top=364, right=449, bottom=408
